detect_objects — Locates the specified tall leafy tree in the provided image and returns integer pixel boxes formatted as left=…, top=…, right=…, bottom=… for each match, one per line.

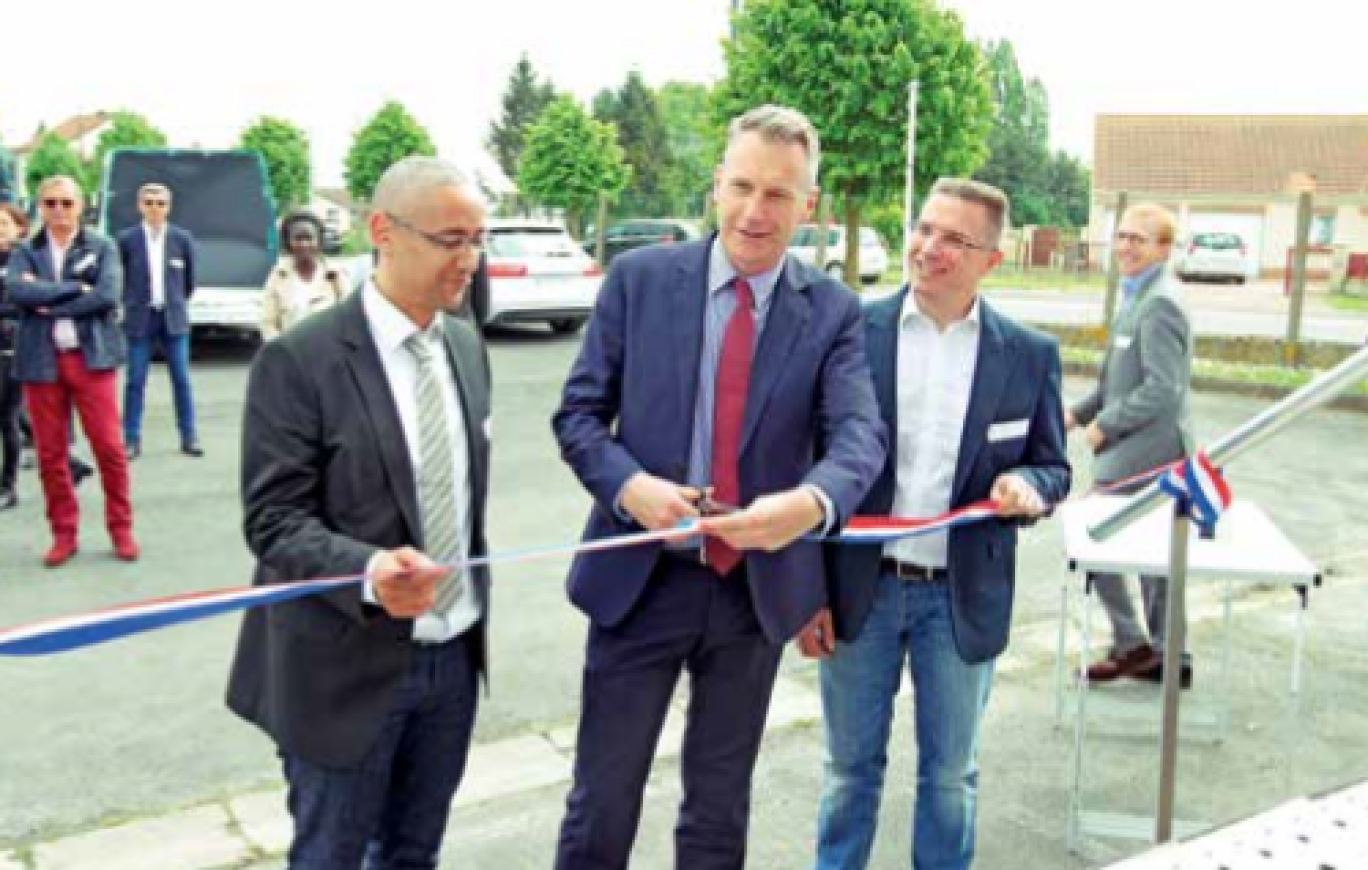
left=518, top=96, right=629, bottom=237
left=486, top=54, right=557, bottom=185
left=1043, top=151, right=1091, bottom=229
left=974, top=40, right=1053, bottom=225
left=717, top=0, right=993, bottom=284
left=655, top=81, right=725, bottom=216
left=86, top=111, right=168, bottom=190
left=25, top=132, right=86, bottom=199
left=593, top=72, right=673, bottom=216
left=240, top=117, right=312, bottom=211
left=345, top=101, right=437, bottom=203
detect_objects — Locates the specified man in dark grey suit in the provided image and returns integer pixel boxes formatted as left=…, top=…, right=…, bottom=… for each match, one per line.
left=227, top=157, right=492, bottom=869
left=1069, top=202, right=1195, bottom=687
left=117, top=183, right=201, bottom=459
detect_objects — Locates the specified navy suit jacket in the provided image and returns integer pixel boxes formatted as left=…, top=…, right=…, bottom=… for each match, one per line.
left=117, top=223, right=197, bottom=338
left=827, top=288, right=1071, bottom=663
left=552, top=237, right=887, bottom=644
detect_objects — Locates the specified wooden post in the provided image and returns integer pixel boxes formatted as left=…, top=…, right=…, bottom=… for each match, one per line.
left=594, top=192, right=608, bottom=266
left=1102, top=191, right=1129, bottom=328
left=1285, top=191, right=1313, bottom=367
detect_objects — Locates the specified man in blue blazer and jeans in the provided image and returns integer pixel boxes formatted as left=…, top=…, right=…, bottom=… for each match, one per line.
left=552, top=105, right=886, bottom=869
left=118, top=182, right=201, bottom=459
left=801, top=179, right=1071, bottom=870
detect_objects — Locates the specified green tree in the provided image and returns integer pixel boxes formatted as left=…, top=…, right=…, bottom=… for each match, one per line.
left=486, top=54, right=557, bottom=186
left=593, top=72, right=673, bottom=216
left=86, top=111, right=168, bottom=190
left=974, top=40, right=1053, bottom=225
left=345, top=101, right=437, bottom=203
left=655, top=81, right=725, bottom=216
left=717, top=0, right=993, bottom=285
left=240, top=117, right=312, bottom=211
left=1043, top=150, right=1091, bottom=229
left=518, top=96, right=629, bottom=237
left=25, top=132, right=86, bottom=199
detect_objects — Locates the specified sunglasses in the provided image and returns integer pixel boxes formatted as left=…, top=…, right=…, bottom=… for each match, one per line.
left=142, top=199, right=169, bottom=207
left=42, top=198, right=77, bottom=210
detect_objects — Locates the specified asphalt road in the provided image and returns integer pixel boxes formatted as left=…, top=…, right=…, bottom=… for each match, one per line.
left=1, top=324, right=1365, bottom=849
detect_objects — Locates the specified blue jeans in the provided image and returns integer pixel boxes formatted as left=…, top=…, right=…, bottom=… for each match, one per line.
left=282, top=638, right=478, bottom=870
left=816, top=577, right=995, bottom=870
left=123, top=310, right=196, bottom=446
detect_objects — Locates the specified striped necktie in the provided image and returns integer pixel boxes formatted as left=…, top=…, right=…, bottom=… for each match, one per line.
left=405, top=327, right=465, bottom=613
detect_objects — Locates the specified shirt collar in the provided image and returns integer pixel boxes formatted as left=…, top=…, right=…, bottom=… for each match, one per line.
left=706, top=236, right=784, bottom=305
left=143, top=222, right=165, bottom=239
left=362, top=279, right=439, bottom=356
left=899, top=289, right=982, bottom=332
left=1121, top=262, right=1163, bottom=299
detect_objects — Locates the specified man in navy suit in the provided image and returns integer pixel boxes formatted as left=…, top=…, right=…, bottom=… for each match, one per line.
left=801, top=179, right=1071, bottom=870
left=551, top=105, right=886, bottom=869
left=117, top=182, right=201, bottom=459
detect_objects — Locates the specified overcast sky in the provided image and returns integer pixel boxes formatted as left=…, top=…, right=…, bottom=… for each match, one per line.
left=3, top=0, right=1363, bottom=187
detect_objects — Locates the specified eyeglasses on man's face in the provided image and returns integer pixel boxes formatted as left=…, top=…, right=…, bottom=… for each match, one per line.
left=1114, top=231, right=1152, bottom=246
left=142, top=199, right=170, bottom=208
left=910, top=221, right=994, bottom=254
left=386, top=212, right=485, bottom=255
left=42, top=198, right=78, bottom=210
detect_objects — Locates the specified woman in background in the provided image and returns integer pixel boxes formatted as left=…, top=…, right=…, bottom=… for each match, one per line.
left=0, top=203, right=31, bottom=509
left=259, top=211, right=349, bottom=340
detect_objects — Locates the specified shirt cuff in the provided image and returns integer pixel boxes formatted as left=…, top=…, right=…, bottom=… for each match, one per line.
left=803, top=484, right=836, bottom=537
left=363, top=551, right=383, bottom=606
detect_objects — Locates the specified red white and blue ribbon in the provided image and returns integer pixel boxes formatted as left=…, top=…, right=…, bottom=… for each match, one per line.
left=0, top=500, right=1013, bottom=657
left=1158, top=451, right=1233, bottom=534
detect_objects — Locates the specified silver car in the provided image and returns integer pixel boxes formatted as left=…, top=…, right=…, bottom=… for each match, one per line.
left=787, top=224, right=889, bottom=285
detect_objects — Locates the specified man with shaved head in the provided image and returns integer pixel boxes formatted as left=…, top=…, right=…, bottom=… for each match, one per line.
left=227, top=156, right=494, bottom=869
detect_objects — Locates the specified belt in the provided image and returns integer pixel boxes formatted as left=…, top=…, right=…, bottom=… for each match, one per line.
left=879, top=558, right=948, bottom=583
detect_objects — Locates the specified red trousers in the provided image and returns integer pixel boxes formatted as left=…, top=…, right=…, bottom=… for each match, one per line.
left=23, top=351, right=133, bottom=540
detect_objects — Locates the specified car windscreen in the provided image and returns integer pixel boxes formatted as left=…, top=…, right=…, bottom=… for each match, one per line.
left=490, top=228, right=579, bottom=257
left=1194, top=233, right=1242, bottom=250
left=101, top=151, right=278, bottom=287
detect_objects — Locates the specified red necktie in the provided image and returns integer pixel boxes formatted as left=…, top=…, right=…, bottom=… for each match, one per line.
left=706, top=277, right=755, bottom=576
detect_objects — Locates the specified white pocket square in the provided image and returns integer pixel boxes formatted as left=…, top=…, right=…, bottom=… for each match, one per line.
left=1114, top=335, right=1133, bottom=350
left=483, top=417, right=493, bottom=440
left=169, top=258, right=185, bottom=269
left=73, top=253, right=97, bottom=274
left=987, top=419, right=1029, bottom=442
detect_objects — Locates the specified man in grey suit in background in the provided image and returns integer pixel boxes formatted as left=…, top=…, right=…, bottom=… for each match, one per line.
left=1068, top=202, right=1196, bottom=688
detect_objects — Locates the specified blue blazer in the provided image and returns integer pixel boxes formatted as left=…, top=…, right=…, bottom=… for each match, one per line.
left=552, top=237, right=887, bottom=644
left=8, top=228, right=125, bottom=383
left=117, top=223, right=197, bottom=338
left=827, top=288, right=1071, bottom=663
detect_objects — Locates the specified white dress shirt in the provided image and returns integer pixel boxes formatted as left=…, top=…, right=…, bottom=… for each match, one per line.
left=143, top=223, right=166, bottom=308
left=884, top=293, right=981, bottom=569
left=362, top=281, right=480, bottom=642
left=48, top=241, right=79, bottom=350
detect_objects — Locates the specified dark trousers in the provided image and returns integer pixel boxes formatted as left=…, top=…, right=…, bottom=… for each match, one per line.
left=0, top=354, right=20, bottom=491
left=555, top=557, right=784, bottom=870
left=282, top=637, right=478, bottom=870
left=124, top=310, right=196, bottom=446
left=24, top=351, right=131, bottom=539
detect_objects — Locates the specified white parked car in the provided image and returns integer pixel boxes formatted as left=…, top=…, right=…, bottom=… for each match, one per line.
left=1177, top=232, right=1250, bottom=284
left=485, top=219, right=603, bottom=333
left=788, top=224, right=889, bottom=285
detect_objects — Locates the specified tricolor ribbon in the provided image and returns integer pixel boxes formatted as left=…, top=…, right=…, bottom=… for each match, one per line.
left=1158, top=450, right=1233, bottom=534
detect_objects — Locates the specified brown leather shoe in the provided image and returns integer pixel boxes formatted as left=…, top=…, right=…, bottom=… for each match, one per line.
left=1085, top=644, right=1161, bottom=682
left=1136, top=657, right=1194, bottom=690
left=112, top=531, right=140, bottom=562
left=44, top=538, right=79, bottom=568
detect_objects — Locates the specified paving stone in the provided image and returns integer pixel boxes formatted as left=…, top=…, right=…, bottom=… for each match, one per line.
left=455, top=735, right=572, bottom=807
left=229, top=790, right=291, bottom=855
left=33, top=805, right=246, bottom=870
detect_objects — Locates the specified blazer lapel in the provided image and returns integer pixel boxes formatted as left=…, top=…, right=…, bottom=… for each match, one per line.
left=670, top=244, right=709, bottom=437
left=441, top=321, right=486, bottom=515
left=951, top=301, right=1011, bottom=505
left=338, top=293, right=423, bottom=546
left=741, top=261, right=811, bottom=452
left=867, top=289, right=904, bottom=444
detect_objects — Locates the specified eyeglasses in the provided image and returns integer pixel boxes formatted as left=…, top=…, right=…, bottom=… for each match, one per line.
left=142, top=199, right=169, bottom=207
left=386, top=212, right=485, bottom=255
left=910, top=221, right=994, bottom=254
left=42, top=198, right=77, bottom=210
left=1114, top=231, right=1151, bottom=245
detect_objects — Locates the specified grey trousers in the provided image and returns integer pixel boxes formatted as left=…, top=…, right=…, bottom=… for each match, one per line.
left=1090, top=571, right=1186, bottom=656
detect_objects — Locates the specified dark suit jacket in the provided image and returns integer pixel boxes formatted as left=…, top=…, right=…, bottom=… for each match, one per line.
left=7, top=228, right=125, bottom=383
left=827, top=289, right=1071, bottom=663
left=117, top=223, right=197, bottom=338
left=552, top=237, right=887, bottom=644
left=227, top=290, right=492, bottom=768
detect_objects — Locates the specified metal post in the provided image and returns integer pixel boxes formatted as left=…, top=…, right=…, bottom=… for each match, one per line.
left=815, top=193, right=831, bottom=272
left=903, top=83, right=919, bottom=262
left=1155, top=503, right=1191, bottom=842
left=1102, top=192, right=1128, bottom=328
left=1285, top=191, right=1313, bottom=367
